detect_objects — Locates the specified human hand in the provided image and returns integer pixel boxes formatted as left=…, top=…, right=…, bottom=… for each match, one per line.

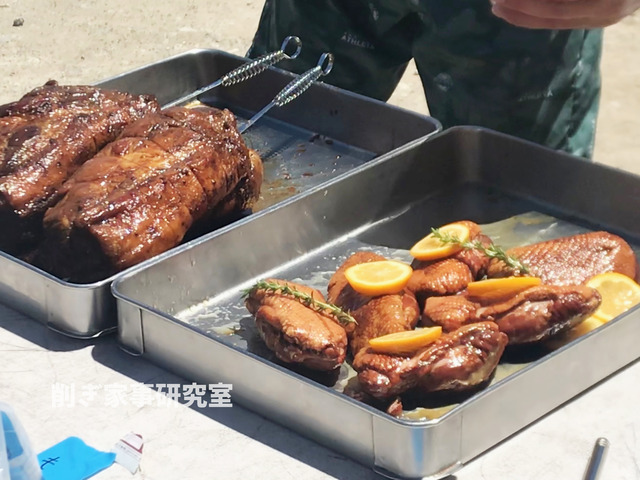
left=490, top=0, right=640, bottom=29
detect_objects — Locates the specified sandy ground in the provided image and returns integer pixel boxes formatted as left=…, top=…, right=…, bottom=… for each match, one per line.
left=0, top=1, right=638, bottom=173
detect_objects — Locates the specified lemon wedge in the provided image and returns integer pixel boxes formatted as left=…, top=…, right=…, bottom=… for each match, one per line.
left=410, top=222, right=471, bottom=261
left=369, top=327, right=443, bottom=355
left=585, top=272, right=640, bottom=322
left=345, top=260, right=413, bottom=297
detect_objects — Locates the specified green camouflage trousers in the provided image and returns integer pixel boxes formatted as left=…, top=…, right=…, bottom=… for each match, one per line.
left=248, top=0, right=603, bottom=158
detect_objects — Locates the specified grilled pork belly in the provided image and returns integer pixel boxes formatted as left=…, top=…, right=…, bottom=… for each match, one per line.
left=486, top=231, right=638, bottom=285
left=0, top=80, right=159, bottom=254
left=245, top=279, right=348, bottom=371
left=353, top=322, right=507, bottom=399
left=327, top=252, right=421, bottom=355
left=407, top=221, right=493, bottom=306
left=424, top=284, right=601, bottom=344
left=38, top=106, right=262, bottom=282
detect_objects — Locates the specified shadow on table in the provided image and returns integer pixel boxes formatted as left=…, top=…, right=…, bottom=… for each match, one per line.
left=90, top=338, right=409, bottom=480
left=0, top=303, right=108, bottom=353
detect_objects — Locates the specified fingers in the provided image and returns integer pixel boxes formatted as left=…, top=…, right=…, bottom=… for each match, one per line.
left=490, top=1, right=627, bottom=29
left=492, top=0, right=600, bottom=19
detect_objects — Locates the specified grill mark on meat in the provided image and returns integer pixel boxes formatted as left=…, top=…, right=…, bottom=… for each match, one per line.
left=37, top=106, right=262, bottom=282
left=0, top=81, right=159, bottom=254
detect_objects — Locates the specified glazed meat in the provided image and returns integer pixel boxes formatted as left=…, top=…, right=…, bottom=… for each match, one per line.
left=245, top=279, right=348, bottom=371
left=38, top=106, right=262, bottom=282
left=486, top=231, right=638, bottom=285
left=424, top=284, right=601, bottom=344
left=0, top=80, right=159, bottom=254
left=353, top=322, right=508, bottom=399
left=407, top=221, right=493, bottom=306
left=327, top=252, right=421, bottom=355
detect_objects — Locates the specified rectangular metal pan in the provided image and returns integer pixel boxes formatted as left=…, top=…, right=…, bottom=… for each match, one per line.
left=112, top=127, right=640, bottom=479
left=0, top=49, right=440, bottom=338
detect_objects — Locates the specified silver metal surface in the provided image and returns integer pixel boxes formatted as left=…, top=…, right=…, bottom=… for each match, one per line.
left=113, top=127, right=640, bottom=479
left=163, top=36, right=302, bottom=108
left=0, top=49, right=440, bottom=338
left=238, top=52, right=333, bottom=133
left=583, top=438, right=609, bottom=480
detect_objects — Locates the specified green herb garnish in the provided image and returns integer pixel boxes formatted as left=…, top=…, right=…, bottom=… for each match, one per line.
left=431, top=227, right=530, bottom=274
left=242, top=279, right=356, bottom=325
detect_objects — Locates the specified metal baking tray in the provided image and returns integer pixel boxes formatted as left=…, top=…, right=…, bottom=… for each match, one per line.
left=0, top=49, right=440, bottom=338
left=112, top=127, right=640, bottom=479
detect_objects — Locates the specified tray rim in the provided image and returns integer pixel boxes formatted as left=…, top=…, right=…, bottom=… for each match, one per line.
left=110, top=125, right=640, bottom=478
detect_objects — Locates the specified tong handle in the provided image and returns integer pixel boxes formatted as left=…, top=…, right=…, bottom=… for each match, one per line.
left=238, top=53, right=334, bottom=134
left=274, top=53, right=334, bottom=107
left=163, top=36, right=302, bottom=108
left=583, top=438, right=609, bottom=480
left=220, top=36, right=302, bottom=87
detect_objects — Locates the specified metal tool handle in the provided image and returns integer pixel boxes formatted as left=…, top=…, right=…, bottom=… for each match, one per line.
left=163, top=36, right=302, bottom=108
left=220, top=36, right=302, bottom=87
left=273, top=53, right=334, bottom=107
left=583, top=437, right=609, bottom=480
left=238, top=53, right=334, bottom=134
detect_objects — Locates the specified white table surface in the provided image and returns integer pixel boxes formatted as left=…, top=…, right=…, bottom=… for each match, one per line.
left=1, top=302, right=639, bottom=480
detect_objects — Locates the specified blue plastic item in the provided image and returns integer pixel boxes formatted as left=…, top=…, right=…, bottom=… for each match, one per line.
left=37, top=437, right=115, bottom=480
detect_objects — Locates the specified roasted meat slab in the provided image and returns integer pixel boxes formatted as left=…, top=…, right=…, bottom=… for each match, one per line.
left=0, top=80, right=159, bottom=253
left=245, top=279, right=348, bottom=371
left=327, top=252, right=421, bottom=355
left=424, top=284, right=601, bottom=344
left=38, top=106, right=262, bottom=282
left=486, top=231, right=638, bottom=285
left=353, top=322, right=508, bottom=399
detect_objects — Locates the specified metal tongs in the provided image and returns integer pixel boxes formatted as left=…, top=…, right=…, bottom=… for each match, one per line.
left=582, top=437, right=609, bottom=480
left=163, top=36, right=303, bottom=108
left=238, top=52, right=334, bottom=133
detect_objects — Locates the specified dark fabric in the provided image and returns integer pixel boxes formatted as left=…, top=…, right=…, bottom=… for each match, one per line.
left=248, top=0, right=603, bottom=158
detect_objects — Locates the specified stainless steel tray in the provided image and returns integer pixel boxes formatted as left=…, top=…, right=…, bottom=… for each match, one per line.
left=112, top=127, right=640, bottom=479
left=0, top=49, right=440, bottom=338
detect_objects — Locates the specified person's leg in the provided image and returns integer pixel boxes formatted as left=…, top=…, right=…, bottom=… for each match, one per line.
left=414, top=1, right=602, bottom=158
left=248, top=0, right=419, bottom=101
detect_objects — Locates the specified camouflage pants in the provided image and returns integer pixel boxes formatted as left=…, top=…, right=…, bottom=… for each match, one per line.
left=248, top=0, right=603, bottom=158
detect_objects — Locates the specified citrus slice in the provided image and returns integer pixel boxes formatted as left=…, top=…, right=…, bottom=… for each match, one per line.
left=585, top=272, right=640, bottom=322
left=369, top=327, right=443, bottom=355
left=410, top=222, right=471, bottom=261
left=345, top=260, right=413, bottom=297
left=467, top=276, right=542, bottom=299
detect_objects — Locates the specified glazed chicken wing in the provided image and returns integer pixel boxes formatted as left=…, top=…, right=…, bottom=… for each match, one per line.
left=353, top=322, right=508, bottom=399
left=424, top=284, right=601, bottom=344
left=327, top=252, right=421, bottom=355
left=245, top=279, right=348, bottom=371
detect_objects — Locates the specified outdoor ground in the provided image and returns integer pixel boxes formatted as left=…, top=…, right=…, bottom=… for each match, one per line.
left=0, top=1, right=638, bottom=173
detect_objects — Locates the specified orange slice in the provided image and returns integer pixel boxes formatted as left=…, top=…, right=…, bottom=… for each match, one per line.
left=345, top=260, right=413, bottom=297
left=369, top=327, right=443, bottom=355
left=585, top=272, right=640, bottom=322
left=410, top=222, right=471, bottom=261
left=467, top=276, right=542, bottom=299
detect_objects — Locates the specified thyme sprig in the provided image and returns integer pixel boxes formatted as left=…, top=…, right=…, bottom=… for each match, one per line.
left=431, top=227, right=530, bottom=274
left=242, top=279, right=357, bottom=325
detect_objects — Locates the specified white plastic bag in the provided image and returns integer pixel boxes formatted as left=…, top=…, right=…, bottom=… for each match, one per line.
left=0, top=403, right=41, bottom=480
